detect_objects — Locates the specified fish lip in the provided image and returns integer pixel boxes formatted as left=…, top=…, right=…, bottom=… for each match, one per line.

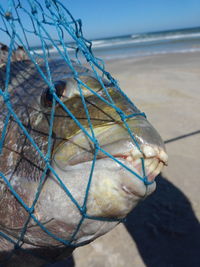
left=54, top=140, right=167, bottom=184
left=114, top=145, right=167, bottom=184
left=121, top=184, right=147, bottom=198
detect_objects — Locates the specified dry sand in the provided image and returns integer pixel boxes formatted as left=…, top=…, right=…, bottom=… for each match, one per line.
left=56, top=52, right=200, bottom=267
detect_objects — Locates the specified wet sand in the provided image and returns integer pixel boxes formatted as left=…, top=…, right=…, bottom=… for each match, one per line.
left=72, top=52, right=200, bottom=267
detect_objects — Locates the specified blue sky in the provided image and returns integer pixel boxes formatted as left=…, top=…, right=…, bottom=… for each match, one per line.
left=0, top=0, right=200, bottom=45
left=68, top=0, right=200, bottom=38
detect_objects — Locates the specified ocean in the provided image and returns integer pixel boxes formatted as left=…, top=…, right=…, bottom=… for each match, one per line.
left=90, top=27, right=200, bottom=60
left=32, top=27, right=200, bottom=61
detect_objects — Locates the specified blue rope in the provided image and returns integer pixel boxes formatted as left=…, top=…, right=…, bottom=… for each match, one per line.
left=0, top=0, right=151, bottom=261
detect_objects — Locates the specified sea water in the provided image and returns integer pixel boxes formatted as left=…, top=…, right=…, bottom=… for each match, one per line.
left=89, top=27, right=200, bottom=60
left=32, top=27, right=200, bottom=61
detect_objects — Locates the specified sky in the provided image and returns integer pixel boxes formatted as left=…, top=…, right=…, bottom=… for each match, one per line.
left=68, top=0, right=200, bottom=39
left=0, top=0, right=200, bottom=44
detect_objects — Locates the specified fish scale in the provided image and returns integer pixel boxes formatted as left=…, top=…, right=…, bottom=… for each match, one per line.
left=0, top=43, right=168, bottom=267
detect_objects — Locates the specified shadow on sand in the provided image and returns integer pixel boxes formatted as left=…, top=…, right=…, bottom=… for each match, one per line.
left=124, top=174, right=200, bottom=267
left=2, top=174, right=199, bottom=267
left=47, top=131, right=200, bottom=266
left=49, top=174, right=200, bottom=267
left=44, top=256, right=74, bottom=267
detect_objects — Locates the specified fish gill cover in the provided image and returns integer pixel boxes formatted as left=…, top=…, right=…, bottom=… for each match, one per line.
left=0, top=0, right=167, bottom=264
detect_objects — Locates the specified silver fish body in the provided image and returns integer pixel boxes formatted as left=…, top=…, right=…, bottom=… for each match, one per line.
left=0, top=55, right=168, bottom=265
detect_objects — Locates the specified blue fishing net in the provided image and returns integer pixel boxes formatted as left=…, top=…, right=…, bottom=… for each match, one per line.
left=0, top=0, right=148, bottom=261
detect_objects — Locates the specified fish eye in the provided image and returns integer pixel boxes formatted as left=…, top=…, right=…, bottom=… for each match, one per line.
left=41, top=80, right=66, bottom=107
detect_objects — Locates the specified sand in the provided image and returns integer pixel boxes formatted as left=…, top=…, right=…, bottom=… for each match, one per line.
left=69, top=52, right=200, bottom=267
left=47, top=52, right=200, bottom=267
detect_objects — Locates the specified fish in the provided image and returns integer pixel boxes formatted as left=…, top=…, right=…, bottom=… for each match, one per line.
left=0, top=45, right=168, bottom=266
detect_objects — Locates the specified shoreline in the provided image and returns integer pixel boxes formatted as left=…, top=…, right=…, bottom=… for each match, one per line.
left=104, top=50, right=200, bottom=64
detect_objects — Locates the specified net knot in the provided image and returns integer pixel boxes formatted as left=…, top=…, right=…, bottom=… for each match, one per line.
left=31, top=6, right=37, bottom=15
left=105, top=72, right=114, bottom=82
left=29, top=207, right=35, bottom=214
left=93, top=139, right=99, bottom=149
left=84, top=51, right=92, bottom=62
left=115, top=108, right=125, bottom=121
left=5, top=12, right=12, bottom=20
left=81, top=206, right=87, bottom=216
left=143, top=176, right=153, bottom=186
left=14, top=244, right=20, bottom=250
left=45, top=0, right=51, bottom=9
left=44, top=157, right=50, bottom=165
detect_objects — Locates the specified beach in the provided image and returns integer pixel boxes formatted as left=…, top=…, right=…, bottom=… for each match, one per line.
left=1, top=1, right=200, bottom=265
left=72, top=52, right=200, bottom=267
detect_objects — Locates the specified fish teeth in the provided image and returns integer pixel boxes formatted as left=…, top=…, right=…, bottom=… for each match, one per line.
left=144, top=158, right=154, bottom=167
left=142, top=145, right=168, bottom=165
left=130, top=149, right=143, bottom=159
left=159, top=149, right=168, bottom=165
left=147, top=162, right=164, bottom=182
left=153, top=162, right=164, bottom=177
left=124, top=145, right=167, bottom=183
left=142, top=145, right=157, bottom=158
left=127, top=156, right=133, bottom=162
left=146, top=159, right=159, bottom=175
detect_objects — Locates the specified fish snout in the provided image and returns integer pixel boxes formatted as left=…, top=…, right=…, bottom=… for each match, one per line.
left=141, top=144, right=168, bottom=183
left=121, top=143, right=168, bottom=198
left=125, top=117, right=168, bottom=183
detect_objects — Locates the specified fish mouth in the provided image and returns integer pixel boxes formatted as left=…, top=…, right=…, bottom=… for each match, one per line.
left=116, top=144, right=168, bottom=198
left=50, top=119, right=168, bottom=220
left=53, top=143, right=167, bottom=200
left=96, top=143, right=168, bottom=199
left=53, top=118, right=168, bottom=186
left=121, top=143, right=168, bottom=183
left=82, top=144, right=167, bottom=218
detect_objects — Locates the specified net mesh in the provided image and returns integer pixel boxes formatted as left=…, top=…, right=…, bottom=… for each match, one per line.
left=0, top=0, right=149, bottom=260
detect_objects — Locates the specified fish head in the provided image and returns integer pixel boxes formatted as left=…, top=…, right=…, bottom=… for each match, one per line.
left=0, top=59, right=167, bottom=246
left=34, top=72, right=168, bottom=244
